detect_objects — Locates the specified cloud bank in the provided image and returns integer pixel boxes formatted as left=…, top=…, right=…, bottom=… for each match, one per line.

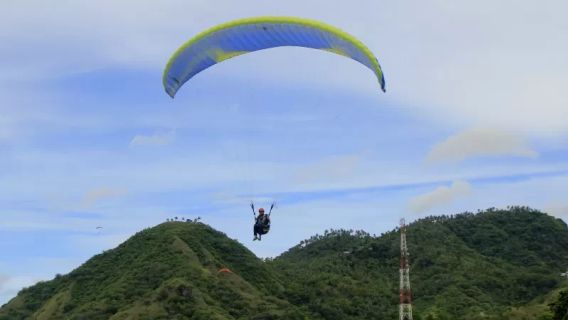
left=409, top=180, right=472, bottom=213
left=82, top=187, right=127, bottom=209
left=295, top=154, right=361, bottom=184
left=427, top=127, right=538, bottom=163
left=130, top=130, right=175, bottom=147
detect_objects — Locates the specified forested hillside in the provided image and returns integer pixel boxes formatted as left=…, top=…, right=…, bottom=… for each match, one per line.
left=272, top=207, right=568, bottom=319
left=0, top=223, right=305, bottom=320
left=2, top=207, right=567, bottom=320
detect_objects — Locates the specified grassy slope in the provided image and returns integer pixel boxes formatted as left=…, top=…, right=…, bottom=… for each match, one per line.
left=0, top=222, right=305, bottom=320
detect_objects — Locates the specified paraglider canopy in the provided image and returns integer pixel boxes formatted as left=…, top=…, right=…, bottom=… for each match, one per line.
left=163, top=16, right=386, bottom=98
left=218, top=267, right=233, bottom=274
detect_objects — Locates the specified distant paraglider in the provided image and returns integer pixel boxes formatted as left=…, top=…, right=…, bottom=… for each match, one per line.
left=163, top=16, right=386, bottom=98
left=218, top=267, right=233, bottom=274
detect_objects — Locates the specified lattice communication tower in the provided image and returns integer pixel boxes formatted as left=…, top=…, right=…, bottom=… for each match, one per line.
left=399, top=218, right=413, bottom=320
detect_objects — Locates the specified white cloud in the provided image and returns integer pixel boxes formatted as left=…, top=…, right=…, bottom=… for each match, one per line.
left=409, top=180, right=472, bottom=214
left=0, top=0, right=381, bottom=79
left=294, top=154, right=361, bottom=184
left=2, top=0, right=567, bottom=137
left=82, top=187, right=127, bottom=209
left=427, top=127, right=538, bottom=163
left=130, top=130, right=175, bottom=147
left=316, top=0, right=568, bottom=138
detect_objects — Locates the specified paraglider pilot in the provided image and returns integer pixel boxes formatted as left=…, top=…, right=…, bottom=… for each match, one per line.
left=251, top=202, right=274, bottom=241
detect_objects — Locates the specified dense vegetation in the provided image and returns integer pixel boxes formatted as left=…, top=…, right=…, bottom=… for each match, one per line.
left=271, top=207, right=568, bottom=319
left=550, top=288, right=568, bottom=320
left=1, top=207, right=567, bottom=319
left=0, top=223, right=305, bottom=319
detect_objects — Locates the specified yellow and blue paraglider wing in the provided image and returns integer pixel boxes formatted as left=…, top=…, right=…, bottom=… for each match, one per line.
left=163, top=16, right=385, bottom=98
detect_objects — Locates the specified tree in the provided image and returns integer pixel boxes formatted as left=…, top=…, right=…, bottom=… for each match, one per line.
left=550, top=289, right=568, bottom=320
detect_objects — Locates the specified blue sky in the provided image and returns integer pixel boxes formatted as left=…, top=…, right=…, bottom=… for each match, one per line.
left=1, top=0, right=567, bottom=304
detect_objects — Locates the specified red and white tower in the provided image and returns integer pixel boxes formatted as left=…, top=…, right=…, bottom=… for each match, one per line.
left=399, top=218, right=413, bottom=320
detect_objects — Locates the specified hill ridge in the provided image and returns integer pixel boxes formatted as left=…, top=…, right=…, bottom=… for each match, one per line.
left=1, top=207, right=567, bottom=319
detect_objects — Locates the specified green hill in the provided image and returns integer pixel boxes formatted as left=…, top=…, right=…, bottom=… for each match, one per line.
left=271, top=207, right=568, bottom=319
left=0, top=222, right=306, bottom=320
left=1, top=207, right=567, bottom=319
left=502, top=279, right=568, bottom=320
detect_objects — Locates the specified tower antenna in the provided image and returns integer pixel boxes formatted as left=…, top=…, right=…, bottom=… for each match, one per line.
left=399, top=218, right=413, bottom=320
